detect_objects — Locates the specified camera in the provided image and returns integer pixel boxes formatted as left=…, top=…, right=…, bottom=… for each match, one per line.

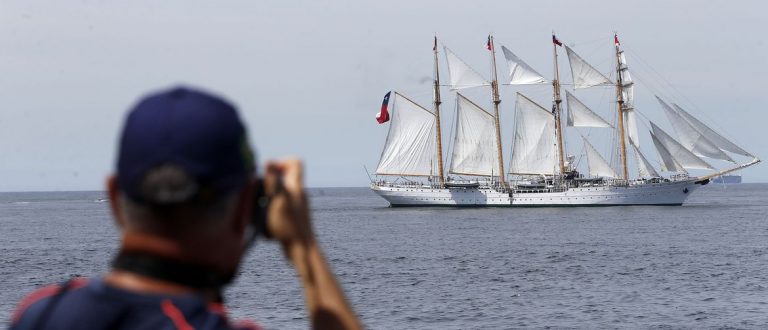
left=251, top=178, right=272, bottom=238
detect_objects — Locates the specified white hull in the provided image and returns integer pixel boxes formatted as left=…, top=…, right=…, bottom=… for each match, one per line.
left=371, top=179, right=703, bottom=207
left=371, top=184, right=512, bottom=206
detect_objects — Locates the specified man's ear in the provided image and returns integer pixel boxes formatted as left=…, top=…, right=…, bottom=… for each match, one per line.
left=107, top=175, right=126, bottom=228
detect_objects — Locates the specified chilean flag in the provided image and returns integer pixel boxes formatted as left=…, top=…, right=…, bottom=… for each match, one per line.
left=552, top=34, right=563, bottom=47
left=486, top=36, right=492, bottom=51
left=376, top=91, right=391, bottom=124
left=614, top=34, right=620, bottom=46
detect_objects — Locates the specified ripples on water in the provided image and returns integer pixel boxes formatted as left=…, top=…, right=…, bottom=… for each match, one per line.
left=1, top=185, right=768, bottom=328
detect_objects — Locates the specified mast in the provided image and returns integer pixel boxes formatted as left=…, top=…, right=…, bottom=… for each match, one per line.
left=614, top=33, right=629, bottom=181
left=488, top=35, right=506, bottom=186
left=552, top=34, right=566, bottom=175
left=432, top=36, right=445, bottom=186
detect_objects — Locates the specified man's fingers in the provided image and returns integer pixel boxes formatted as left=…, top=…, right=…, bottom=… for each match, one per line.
left=265, top=159, right=304, bottom=197
left=261, top=158, right=313, bottom=245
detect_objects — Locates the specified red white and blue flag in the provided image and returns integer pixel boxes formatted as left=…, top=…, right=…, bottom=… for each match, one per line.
left=552, top=34, right=563, bottom=47
left=486, top=36, right=492, bottom=51
left=614, top=34, right=620, bottom=46
left=376, top=91, right=391, bottom=124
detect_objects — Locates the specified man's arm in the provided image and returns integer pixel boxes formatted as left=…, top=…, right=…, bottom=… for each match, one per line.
left=265, top=159, right=362, bottom=330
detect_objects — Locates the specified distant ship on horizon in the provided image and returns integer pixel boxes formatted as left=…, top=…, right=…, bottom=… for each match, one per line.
left=369, top=34, right=759, bottom=206
left=713, top=174, right=742, bottom=184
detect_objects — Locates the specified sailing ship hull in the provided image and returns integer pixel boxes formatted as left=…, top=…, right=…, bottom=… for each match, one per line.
left=371, top=180, right=701, bottom=207
left=371, top=184, right=512, bottom=206
left=511, top=180, right=699, bottom=206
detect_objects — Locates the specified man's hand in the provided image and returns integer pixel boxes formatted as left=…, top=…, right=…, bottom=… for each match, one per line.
left=263, top=159, right=315, bottom=255
left=262, top=159, right=362, bottom=329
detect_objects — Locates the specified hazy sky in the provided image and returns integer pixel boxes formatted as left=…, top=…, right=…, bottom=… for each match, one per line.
left=1, top=0, right=766, bottom=191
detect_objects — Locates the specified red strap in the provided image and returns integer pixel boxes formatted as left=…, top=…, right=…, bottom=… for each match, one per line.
left=12, top=285, right=60, bottom=324
left=161, top=299, right=194, bottom=330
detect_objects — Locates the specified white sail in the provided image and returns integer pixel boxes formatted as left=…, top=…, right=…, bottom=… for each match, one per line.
left=501, top=46, right=547, bottom=85
left=625, top=110, right=640, bottom=146
left=583, top=138, right=618, bottom=178
left=509, top=93, right=558, bottom=175
left=376, top=93, right=437, bottom=176
left=672, top=103, right=753, bottom=158
left=565, top=45, right=612, bottom=89
left=616, top=49, right=640, bottom=146
left=650, top=122, right=714, bottom=170
left=565, top=91, right=611, bottom=128
left=630, top=142, right=660, bottom=177
left=650, top=132, right=685, bottom=172
left=443, top=46, right=489, bottom=90
left=618, top=51, right=635, bottom=107
left=449, top=94, right=499, bottom=176
left=656, top=97, right=734, bottom=163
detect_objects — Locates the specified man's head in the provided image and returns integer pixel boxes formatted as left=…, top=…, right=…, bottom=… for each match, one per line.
left=107, top=86, right=256, bottom=275
left=117, top=86, right=254, bottom=205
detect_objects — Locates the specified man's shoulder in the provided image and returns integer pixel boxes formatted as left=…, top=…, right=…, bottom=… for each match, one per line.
left=10, top=277, right=262, bottom=330
left=11, top=277, right=91, bottom=326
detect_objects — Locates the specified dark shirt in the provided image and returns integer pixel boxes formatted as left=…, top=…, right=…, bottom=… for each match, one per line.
left=10, top=278, right=261, bottom=330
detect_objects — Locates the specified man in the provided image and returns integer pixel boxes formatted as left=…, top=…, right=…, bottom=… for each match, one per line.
left=10, top=86, right=362, bottom=329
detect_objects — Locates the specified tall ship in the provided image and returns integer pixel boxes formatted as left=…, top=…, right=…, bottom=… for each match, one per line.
left=370, top=34, right=759, bottom=206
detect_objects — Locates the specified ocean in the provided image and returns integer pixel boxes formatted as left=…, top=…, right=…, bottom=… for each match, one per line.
left=2, top=184, right=767, bottom=329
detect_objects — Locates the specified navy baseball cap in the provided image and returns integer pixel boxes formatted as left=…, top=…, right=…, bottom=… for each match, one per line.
left=116, top=86, right=255, bottom=204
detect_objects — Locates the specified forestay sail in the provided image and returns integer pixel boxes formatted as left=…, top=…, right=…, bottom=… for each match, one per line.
left=509, top=93, right=558, bottom=175
left=501, top=46, right=547, bottom=85
left=651, top=132, right=685, bottom=173
left=376, top=93, right=437, bottom=176
left=672, top=103, right=754, bottom=158
left=564, top=45, right=612, bottom=89
left=443, top=46, right=489, bottom=90
left=583, top=138, right=618, bottom=178
left=565, top=91, right=611, bottom=127
left=656, top=97, right=734, bottom=163
left=650, top=122, right=714, bottom=170
left=630, top=142, right=660, bottom=177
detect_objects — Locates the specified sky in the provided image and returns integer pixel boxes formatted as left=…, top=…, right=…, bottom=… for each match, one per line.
left=0, top=0, right=766, bottom=191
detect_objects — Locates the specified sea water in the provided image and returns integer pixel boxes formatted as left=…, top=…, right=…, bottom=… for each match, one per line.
left=1, top=184, right=767, bottom=329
